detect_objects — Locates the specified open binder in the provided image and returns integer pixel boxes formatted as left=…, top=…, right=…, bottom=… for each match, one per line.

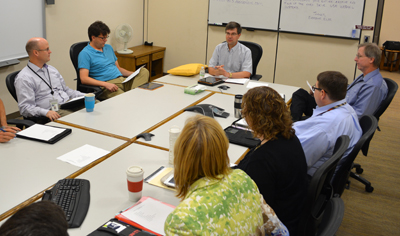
left=16, top=124, right=71, bottom=144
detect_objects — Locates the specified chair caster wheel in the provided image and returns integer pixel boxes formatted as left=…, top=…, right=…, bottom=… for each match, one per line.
left=365, top=185, right=374, bottom=193
left=356, top=167, right=364, bottom=174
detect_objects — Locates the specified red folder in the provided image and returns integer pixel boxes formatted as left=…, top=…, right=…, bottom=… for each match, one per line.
left=115, top=196, right=176, bottom=236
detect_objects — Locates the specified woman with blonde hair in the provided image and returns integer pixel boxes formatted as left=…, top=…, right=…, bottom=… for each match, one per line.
left=235, top=86, right=308, bottom=235
left=164, top=115, right=288, bottom=235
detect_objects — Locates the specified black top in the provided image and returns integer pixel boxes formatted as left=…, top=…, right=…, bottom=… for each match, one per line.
left=235, top=134, right=308, bottom=235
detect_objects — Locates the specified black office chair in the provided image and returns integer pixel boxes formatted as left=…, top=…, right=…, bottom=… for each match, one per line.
left=316, top=196, right=345, bottom=236
left=373, top=78, right=398, bottom=132
left=297, top=135, right=350, bottom=236
left=331, top=115, right=378, bottom=195
left=5, top=70, right=49, bottom=125
left=69, top=42, right=103, bottom=97
left=239, top=41, right=263, bottom=81
left=351, top=78, right=397, bottom=177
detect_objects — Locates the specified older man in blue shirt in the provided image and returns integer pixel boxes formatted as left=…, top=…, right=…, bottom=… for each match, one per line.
left=293, top=71, right=362, bottom=176
left=208, top=21, right=252, bottom=79
left=290, top=43, right=388, bottom=121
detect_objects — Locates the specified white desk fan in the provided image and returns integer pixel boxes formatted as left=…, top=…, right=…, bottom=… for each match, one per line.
left=115, top=24, right=134, bottom=54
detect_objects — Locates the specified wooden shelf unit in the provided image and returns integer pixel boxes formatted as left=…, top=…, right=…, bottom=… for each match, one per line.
left=115, top=45, right=166, bottom=81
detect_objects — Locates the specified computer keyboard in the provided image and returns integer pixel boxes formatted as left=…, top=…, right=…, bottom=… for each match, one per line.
left=42, top=178, right=90, bottom=228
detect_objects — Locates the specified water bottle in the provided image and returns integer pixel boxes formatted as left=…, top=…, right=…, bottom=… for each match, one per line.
left=200, top=66, right=205, bottom=79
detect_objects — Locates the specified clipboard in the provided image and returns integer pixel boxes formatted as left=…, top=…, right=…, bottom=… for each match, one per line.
left=138, top=82, right=164, bottom=90
left=16, top=124, right=72, bottom=144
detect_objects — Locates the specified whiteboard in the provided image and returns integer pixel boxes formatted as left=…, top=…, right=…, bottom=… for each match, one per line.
left=208, top=0, right=280, bottom=31
left=279, top=0, right=365, bottom=38
left=0, top=0, right=45, bottom=64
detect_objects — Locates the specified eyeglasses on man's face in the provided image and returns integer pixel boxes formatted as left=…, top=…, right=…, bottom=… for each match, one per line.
left=97, top=35, right=109, bottom=40
left=355, top=53, right=367, bottom=58
left=36, top=48, right=50, bottom=52
left=312, top=85, right=323, bottom=93
left=225, top=32, right=238, bottom=36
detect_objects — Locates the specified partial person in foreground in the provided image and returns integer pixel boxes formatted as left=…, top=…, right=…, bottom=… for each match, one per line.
left=290, top=43, right=388, bottom=121
left=164, top=115, right=289, bottom=235
left=293, top=71, right=362, bottom=176
left=0, top=98, right=20, bottom=143
left=208, top=21, right=252, bottom=79
left=78, top=21, right=149, bottom=100
left=0, top=201, right=68, bottom=236
left=235, top=86, right=308, bottom=235
left=15, top=37, right=86, bottom=122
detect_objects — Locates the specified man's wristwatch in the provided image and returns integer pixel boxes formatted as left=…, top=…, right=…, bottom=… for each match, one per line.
left=229, top=72, right=232, bottom=78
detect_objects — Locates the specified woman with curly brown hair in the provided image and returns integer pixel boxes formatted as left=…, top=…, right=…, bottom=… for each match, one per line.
left=235, top=86, right=308, bottom=236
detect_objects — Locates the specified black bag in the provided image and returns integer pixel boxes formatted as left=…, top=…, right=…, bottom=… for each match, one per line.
left=383, top=41, right=400, bottom=50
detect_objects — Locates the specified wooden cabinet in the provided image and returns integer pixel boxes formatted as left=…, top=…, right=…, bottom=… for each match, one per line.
left=115, top=45, right=166, bottom=81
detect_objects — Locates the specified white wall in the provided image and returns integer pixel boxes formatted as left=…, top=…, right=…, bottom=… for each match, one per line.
left=379, top=0, right=400, bottom=46
left=1, top=0, right=144, bottom=114
left=148, top=0, right=379, bottom=89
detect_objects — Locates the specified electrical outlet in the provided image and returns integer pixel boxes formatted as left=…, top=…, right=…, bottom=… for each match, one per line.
left=364, top=35, right=370, bottom=43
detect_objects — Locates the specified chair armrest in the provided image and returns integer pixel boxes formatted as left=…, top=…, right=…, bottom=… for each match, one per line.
left=78, top=84, right=103, bottom=99
left=250, top=74, right=262, bottom=81
left=7, top=119, right=35, bottom=128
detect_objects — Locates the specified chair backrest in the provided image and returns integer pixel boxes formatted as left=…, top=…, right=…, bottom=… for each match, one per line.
left=316, top=197, right=345, bottom=236
left=5, top=70, right=21, bottom=102
left=331, top=115, right=378, bottom=196
left=297, top=135, right=350, bottom=236
left=238, top=40, right=263, bottom=77
left=69, top=41, right=89, bottom=88
left=373, top=78, right=398, bottom=121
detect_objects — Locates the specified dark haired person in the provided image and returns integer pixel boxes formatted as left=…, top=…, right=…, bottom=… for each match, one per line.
left=293, top=71, right=362, bottom=177
left=0, top=201, right=68, bottom=236
left=235, top=86, right=308, bottom=235
left=208, top=21, right=252, bottom=78
left=291, top=43, right=388, bottom=121
left=78, top=21, right=149, bottom=99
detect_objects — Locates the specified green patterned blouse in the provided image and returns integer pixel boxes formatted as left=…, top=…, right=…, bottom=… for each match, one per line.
left=164, top=169, right=264, bottom=235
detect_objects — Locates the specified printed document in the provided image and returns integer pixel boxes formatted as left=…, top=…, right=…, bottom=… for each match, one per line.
left=121, top=197, right=174, bottom=235
left=122, top=65, right=145, bottom=83
left=17, top=124, right=65, bottom=141
left=57, top=144, right=110, bottom=167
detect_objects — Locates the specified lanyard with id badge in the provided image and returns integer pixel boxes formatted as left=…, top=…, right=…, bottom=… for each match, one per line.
left=28, top=65, right=59, bottom=111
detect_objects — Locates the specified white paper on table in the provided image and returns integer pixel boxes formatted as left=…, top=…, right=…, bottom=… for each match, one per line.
left=225, top=78, right=249, bottom=84
left=17, top=124, right=66, bottom=141
left=56, top=144, right=110, bottom=167
left=246, top=81, right=269, bottom=89
left=121, top=198, right=174, bottom=235
left=122, top=65, right=145, bottom=83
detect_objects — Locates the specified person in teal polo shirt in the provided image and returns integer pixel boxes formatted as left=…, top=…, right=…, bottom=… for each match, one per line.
left=78, top=21, right=149, bottom=100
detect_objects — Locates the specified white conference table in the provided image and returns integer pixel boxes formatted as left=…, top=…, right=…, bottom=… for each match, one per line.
left=58, top=84, right=212, bottom=139
left=0, top=122, right=126, bottom=218
left=143, top=93, right=249, bottom=164
left=68, top=144, right=180, bottom=236
left=155, top=74, right=300, bottom=102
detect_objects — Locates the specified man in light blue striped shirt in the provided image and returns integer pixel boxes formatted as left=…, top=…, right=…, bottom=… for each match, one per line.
left=208, top=21, right=252, bottom=79
left=293, top=71, right=362, bottom=176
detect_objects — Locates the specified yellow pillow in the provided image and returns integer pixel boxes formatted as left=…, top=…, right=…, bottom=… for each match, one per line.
left=167, top=63, right=207, bottom=76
